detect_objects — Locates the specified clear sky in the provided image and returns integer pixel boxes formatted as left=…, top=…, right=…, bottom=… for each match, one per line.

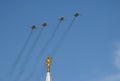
left=0, top=0, right=120, bottom=81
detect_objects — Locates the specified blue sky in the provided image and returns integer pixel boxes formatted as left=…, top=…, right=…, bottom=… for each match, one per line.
left=0, top=0, right=120, bottom=81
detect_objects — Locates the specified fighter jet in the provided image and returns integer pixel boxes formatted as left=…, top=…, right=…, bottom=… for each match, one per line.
left=74, top=13, right=79, bottom=17
left=42, top=23, right=48, bottom=27
left=59, top=17, right=64, bottom=21
left=31, top=25, right=36, bottom=29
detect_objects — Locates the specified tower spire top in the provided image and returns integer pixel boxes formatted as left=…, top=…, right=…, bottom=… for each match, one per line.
left=46, top=56, right=52, bottom=72
left=46, top=57, right=52, bottom=81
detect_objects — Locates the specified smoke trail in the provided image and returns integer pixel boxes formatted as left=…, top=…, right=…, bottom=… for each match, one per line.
left=10, top=26, right=36, bottom=74
left=39, top=18, right=64, bottom=56
left=14, top=26, right=45, bottom=81
left=39, top=13, right=79, bottom=81
left=24, top=18, right=64, bottom=81
left=50, top=13, right=79, bottom=57
left=40, top=13, right=79, bottom=81
left=25, top=13, right=79, bottom=81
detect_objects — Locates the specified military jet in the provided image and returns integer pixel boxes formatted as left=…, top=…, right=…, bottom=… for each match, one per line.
left=59, top=17, right=64, bottom=21
left=31, top=25, right=36, bottom=29
left=74, top=13, right=80, bottom=17
left=42, top=23, right=47, bottom=27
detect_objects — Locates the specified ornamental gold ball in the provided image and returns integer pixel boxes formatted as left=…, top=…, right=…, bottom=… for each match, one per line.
left=46, top=57, right=51, bottom=64
left=46, top=57, right=52, bottom=72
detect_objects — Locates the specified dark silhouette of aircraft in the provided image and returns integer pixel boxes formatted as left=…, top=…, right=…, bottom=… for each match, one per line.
left=74, top=13, right=79, bottom=17
left=31, top=25, right=36, bottom=29
left=59, top=17, right=64, bottom=21
left=42, top=23, right=47, bottom=27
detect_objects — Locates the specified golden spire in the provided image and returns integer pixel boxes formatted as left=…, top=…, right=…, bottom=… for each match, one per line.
left=46, top=57, right=52, bottom=72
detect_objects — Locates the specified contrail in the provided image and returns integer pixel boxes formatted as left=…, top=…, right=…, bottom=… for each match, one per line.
left=10, top=25, right=36, bottom=74
left=24, top=17, right=64, bottom=81
left=40, top=12, right=79, bottom=81
left=25, top=12, right=79, bottom=81
left=39, top=17, right=64, bottom=56
left=14, top=23, right=47, bottom=81
left=50, top=13, right=80, bottom=57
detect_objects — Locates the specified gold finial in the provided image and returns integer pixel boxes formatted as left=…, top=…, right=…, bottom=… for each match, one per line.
left=46, top=56, right=52, bottom=72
